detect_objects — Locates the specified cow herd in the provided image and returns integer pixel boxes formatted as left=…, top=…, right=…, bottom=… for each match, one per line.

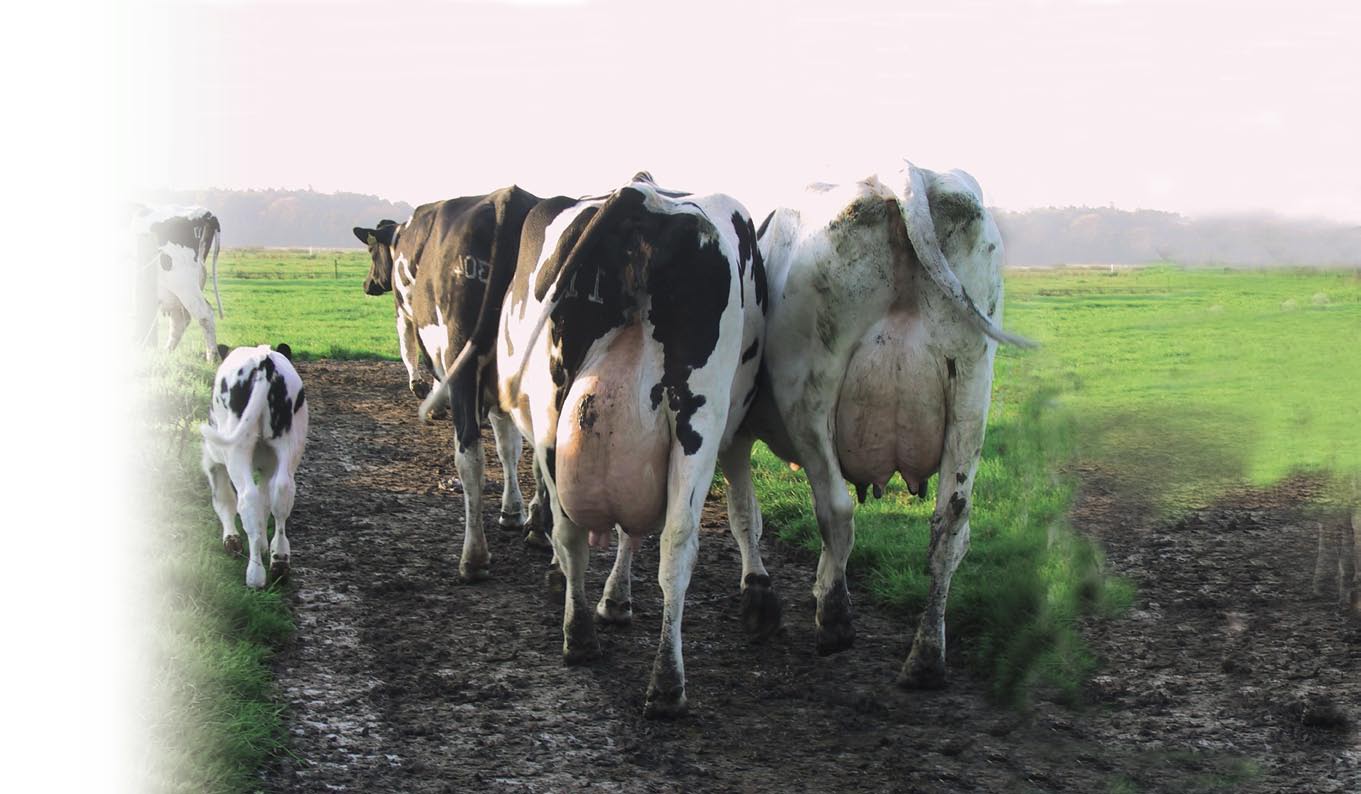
left=141, top=163, right=1036, bottom=717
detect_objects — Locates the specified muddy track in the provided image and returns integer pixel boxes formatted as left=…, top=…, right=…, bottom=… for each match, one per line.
left=264, top=361, right=1359, bottom=793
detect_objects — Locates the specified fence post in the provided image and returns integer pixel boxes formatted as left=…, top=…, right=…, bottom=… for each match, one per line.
left=334, top=258, right=339, bottom=280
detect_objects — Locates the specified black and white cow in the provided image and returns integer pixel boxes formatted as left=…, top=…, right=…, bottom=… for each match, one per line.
left=201, top=344, right=309, bottom=589
left=132, top=205, right=223, bottom=360
left=729, top=163, right=1032, bottom=688
left=428, top=173, right=766, bottom=716
left=355, top=186, right=549, bottom=579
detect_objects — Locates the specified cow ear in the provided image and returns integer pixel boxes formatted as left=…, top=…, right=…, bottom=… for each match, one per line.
left=274, top=342, right=293, bottom=362
left=216, top=344, right=230, bottom=361
left=354, top=226, right=376, bottom=246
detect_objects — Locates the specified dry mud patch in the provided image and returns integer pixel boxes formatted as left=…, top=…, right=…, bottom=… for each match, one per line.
left=263, top=361, right=1359, bottom=792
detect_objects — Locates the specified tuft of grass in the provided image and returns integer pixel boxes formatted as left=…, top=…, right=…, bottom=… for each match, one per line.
left=139, top=347, right=294, bottom=793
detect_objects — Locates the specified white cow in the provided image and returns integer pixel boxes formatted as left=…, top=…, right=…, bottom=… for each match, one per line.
left=428, top=173, right=766, bottom=716
left=133, top=205, right=223, bottom=361
left=201, top=344, right=309, bottom=589
left=729, top=163, right=1032, bottom=688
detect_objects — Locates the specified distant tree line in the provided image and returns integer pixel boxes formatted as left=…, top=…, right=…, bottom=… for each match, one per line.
left=142, top=188, right=414, bottom=249
left=994, top=206, right=1361, bottom=267
left=143, top=188, right=1361, bottom=266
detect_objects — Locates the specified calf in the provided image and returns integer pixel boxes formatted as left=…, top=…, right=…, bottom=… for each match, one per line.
left=430, top=173, right=766, bottom=716
left=731, top=163, right=1032, bottom=688
left=201, top=344, right=309, bottom=589
left=355, top=186, right=550, bottom=579
left=133, top=205, right=223, bottom=361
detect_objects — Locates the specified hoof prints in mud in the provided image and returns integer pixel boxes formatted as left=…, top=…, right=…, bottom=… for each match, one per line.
left=266, top=361, right=1360, bottom=793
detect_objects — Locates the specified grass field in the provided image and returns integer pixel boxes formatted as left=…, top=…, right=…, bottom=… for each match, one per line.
left=178, top=250, right=1358, bottom=757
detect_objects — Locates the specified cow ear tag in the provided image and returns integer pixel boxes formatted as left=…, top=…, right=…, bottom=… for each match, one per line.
left=367, top=233, right=377, bottom=246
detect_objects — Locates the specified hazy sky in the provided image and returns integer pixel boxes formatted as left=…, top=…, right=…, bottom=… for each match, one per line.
left=125, top=0, right=1360, bottom=221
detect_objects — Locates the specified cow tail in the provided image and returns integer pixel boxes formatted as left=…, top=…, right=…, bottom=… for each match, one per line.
left=210, top=217, right=224, bottom=319
left=899, top=163, right=1035, bottom=348
left=418, top=187, right=535, bottom=448
left=199, top=375, right=268, bottom=448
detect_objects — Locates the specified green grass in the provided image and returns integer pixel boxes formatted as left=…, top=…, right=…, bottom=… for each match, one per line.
left=172, top=255, right=1359, bottom=717
left=141, top=346, right=295, bottom=793
left=214, top=249, right=399, bottom=360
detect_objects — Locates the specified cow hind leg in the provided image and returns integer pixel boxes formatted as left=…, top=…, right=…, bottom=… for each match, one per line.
left=719, top=437, right=781, bottom=640
left=225, top=450, right=268, bottom=589
left=899, top=417, right=986, bottom=689
left=490, top=410, right=528, bottom=529
left=801, top=437, right=857, bottom=656
left=544, top=460, right=599, bottom=663
left=645, top=444, right=716, bottom=720
left=453, top=434, right=491, bottom=582
left=266, top=457, right=297, bottom=581
left=596, top=527, right=634, bottom=625
left=205, top=461, right=241, bottom=556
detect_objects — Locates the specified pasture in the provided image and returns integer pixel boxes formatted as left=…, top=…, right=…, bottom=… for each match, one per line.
left=153, top=252, right=1360, bottom=791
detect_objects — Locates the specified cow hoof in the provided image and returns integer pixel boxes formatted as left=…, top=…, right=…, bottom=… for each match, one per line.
left=544, top=568, right=567, bottom=604
left=815, top=581, right=855, bottom=655
left=897, top=653, right=948, bottom=690
left=269, top=558, right=290, bottom=582
left=245, top=562, right=266, bottom=590
left=595, top=598, right=633, bottom=626
left=643, top=686, right=688, bottom=720
left=459, top=560, right=492, bottom=583
left=563, top=613, right=600, bottom=665
left=410, top=381, right=431, bottom=399
left=562, top=640, right=601, bottom=666
left=815, top=620, right=856, bottom=656
left=223, top=535, right=243, bottom=557
left=524, top=528, right=553, bottom=550
left=498, top=511, right=526, bottom=529
left=740, top=574, right=783, bottom=641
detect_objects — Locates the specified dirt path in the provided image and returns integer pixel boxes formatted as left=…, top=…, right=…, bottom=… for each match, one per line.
left=264, top=361, right=1359, bottom=793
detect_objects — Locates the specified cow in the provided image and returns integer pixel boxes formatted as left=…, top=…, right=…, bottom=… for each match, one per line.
left=354, top=186, right=551, bottom=580
left=132, top=205, right=223, bottom=361
left=726, top=162, right=1033, bottom=689
left=201, top=344, right=309, bottom=589
left=426, top=173, right=767, bottom=717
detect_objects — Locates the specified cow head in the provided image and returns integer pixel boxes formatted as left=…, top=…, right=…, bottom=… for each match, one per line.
left=354, top=220, right=400, bottom=295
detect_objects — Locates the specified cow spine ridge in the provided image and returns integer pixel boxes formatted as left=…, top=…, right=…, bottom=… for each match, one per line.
left=900, top=164, right=1034, bottom=348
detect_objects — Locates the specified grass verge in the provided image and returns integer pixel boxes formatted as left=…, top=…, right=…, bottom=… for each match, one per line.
left=139, top=346, right=294, bottom=793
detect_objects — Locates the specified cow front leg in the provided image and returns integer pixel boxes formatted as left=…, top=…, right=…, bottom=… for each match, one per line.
left=596, top=527, right=635, bottom=625
left=164, top=304, right=191, bottom=352
left=525, top=454, right=553, bottom=549
left=719, top=437, right=781, bottom=640
left=799, top=436, right=857, bottom=655
left=453, top=433, right=491, bottom=581
left=194, top=307, right=218, bottom=363
left=396, top=311, right=424, bottom=397
left=489, top=410, right=528, bottom=529
left=900, top=406, right=988, bottom=689
left=204, top=459, right=241, bottom=556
